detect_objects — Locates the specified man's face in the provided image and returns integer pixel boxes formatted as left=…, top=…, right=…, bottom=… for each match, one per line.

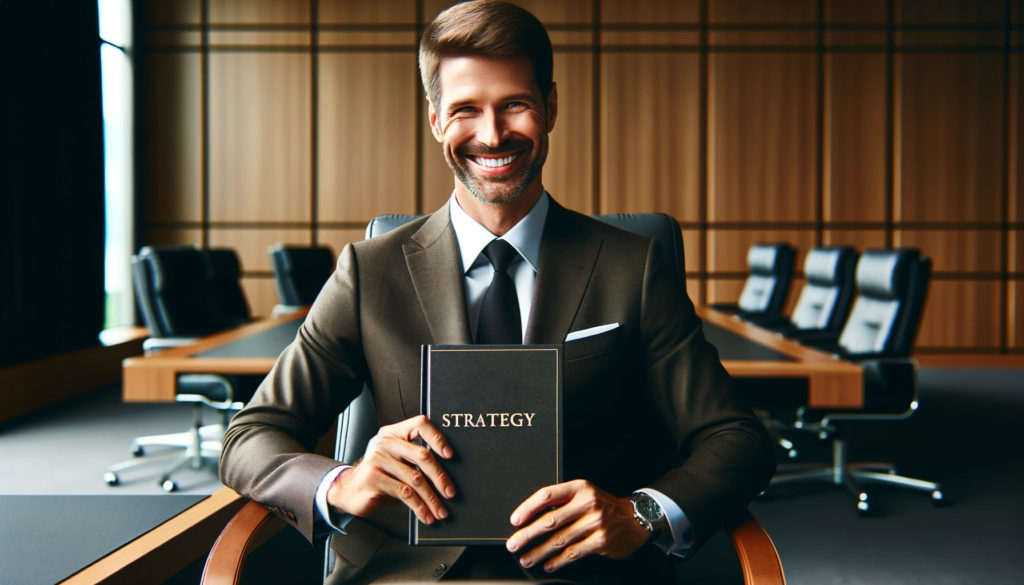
left=429, top=55, right=556, bottom=206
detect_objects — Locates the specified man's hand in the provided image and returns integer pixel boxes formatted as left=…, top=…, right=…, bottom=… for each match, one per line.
left=505, top=479, right=650, bottom=573
left=326, top=415, right=455, bottom=525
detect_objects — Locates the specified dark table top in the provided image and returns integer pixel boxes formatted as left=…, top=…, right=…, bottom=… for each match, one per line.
left=0, top=494, right=205, bottom=584
left=703, top=321, right=794, bottom=362
left=194, top=318, right=303, bottom=359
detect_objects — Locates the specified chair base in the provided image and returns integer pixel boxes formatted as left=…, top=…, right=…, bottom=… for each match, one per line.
left=104, top=404, right=230, bottom=492
left=765, top=438, right=943, bottom=515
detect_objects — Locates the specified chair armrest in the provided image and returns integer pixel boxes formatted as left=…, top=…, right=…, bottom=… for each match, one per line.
left=725, top=509, right=786, bottom=585
left=201, top=500, right=285, bottom=585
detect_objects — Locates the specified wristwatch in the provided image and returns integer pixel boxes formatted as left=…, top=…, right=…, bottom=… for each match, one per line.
left=627, top=492, right=669, bottom=541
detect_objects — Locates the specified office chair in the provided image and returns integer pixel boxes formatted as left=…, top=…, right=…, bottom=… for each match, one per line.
left=104, top=246, right=256, bottom=492
left=746, top=246, right=857, bottom=337
left=766, top=249, right=942, bottom=515
left=201, top=213, right=785, bottom=585
left=268, top=244, right=335, bottom=317
left=711, top=243, right=796, bottom=321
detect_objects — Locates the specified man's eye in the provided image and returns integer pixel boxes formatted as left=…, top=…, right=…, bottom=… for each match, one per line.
left=452, top=106, right=477, bottom=116
left=506, top=102, right=528, bottom=111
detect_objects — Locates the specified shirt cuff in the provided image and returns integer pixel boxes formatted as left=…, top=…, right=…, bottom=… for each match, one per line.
left=637, top=488, right=695, bottom=557
left=315, top=465, right=353, bottom=536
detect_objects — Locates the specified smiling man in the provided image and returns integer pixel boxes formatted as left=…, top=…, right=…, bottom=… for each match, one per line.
left=219, top=2, right=775, bottom=584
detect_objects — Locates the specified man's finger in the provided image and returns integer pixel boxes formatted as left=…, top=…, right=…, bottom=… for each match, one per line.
left=385, top=415, right=454, bottom=460
left=509, top=481, right=578, bottom=527
left=374, top=435, right=457, bottom=500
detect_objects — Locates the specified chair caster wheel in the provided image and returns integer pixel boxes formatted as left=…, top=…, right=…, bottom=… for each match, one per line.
left=104, top=472, right=120, bottom=486
left=931, top=489, right=944, bottom=505
left=161, top=478, right=178, bottom=492
left=856, top=493, right=870, bottom=516
left=131, top=444, right=144, bottom=457
left=787, top=449, right=798, bottom=459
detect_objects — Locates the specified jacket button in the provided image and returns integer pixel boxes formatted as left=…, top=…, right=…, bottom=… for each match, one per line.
left=432, top=563, right=448, bottom=578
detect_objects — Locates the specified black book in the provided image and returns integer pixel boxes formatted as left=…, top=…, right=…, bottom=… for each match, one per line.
left=410, top=344, right=563, bottom=546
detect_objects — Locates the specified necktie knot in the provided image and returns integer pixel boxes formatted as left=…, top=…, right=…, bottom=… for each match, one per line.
left=483, top=239, right=518, bottom=273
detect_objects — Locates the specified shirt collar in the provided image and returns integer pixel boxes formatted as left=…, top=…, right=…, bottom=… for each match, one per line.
left=449, top=191, right=548, bottom=274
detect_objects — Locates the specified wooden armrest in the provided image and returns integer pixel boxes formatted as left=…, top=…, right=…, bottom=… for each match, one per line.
left=203, top=503, right=784, bottom=585
left=201, top=500, right=285, bottom=585
left=726, top=509, right=786, bottom=585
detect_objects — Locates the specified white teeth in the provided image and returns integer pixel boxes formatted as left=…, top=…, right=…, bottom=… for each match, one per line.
left=473, top=153, right=519, bottom=168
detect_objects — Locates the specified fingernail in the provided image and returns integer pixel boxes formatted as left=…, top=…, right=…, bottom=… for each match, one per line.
left=506, top=539, right=518, bottom=552
left=519, top=557, right=533, bottom=568
left=544, top=563, right=557, bottom=573
left=445, top=486, right=456, bottom=498
left=442, top=446, right=453, bottom=459
left=437, top=508, right=448, bottom=520
left=510, top=513, right=519, bottom=525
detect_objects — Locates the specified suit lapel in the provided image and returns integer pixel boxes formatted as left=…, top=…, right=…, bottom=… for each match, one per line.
left=403, top=201, right=473, bottom=345
left=525, top=200, right=601, bottom=345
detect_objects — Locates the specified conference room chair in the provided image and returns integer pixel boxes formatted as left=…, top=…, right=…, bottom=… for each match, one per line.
left=711, top=243, right=796, bottom=321
left=766, top=248, right=942, bottom=515
left=104, top=245, right=258, bottom=492
left=268, top=244, right=335, bottom=317
left=745, top=246, right=857, bottom=338
left=201, top=213, right=786, bottom=585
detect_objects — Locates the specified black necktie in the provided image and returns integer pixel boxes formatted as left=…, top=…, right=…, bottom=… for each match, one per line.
left=476, top=239, right=522, bottom=344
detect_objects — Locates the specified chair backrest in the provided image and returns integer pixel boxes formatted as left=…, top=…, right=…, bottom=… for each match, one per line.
left=593, top=212, right=685, bottom=287
left=268, top=244, right=335, bottom=307
left=737, top=243, right=795, bottom=315
left=787, top=246, right=858, bottom=331
left=133, top=245, right=251, bottom=339
left=204, top=248, right=251, bottom=328
left=837, top=248, right=931, bottom=357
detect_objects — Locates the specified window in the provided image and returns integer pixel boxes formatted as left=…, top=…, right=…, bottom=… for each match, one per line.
left=98, top=0, right=134, bottom=329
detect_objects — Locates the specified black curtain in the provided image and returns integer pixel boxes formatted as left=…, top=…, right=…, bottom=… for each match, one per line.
left=0, top=0, right=106, bottom=367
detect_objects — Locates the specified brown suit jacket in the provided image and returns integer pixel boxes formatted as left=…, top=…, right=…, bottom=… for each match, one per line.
left=220, top=198, right=775, bottom=582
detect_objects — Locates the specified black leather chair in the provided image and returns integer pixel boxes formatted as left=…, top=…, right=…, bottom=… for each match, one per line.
left=104, top=245, right=257, bottom=492
left=747, top=246, right=857, bottom=337
left=268, top=244, right=335, bottom=316
left=767, top=249, right=942, bottom=514
left=201, top=213, right=785, bottom=585
left=712, top=243, right=796, bottom=321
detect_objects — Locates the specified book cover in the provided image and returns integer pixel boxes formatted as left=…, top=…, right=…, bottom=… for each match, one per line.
left=410, top=344, right=563, bottom=546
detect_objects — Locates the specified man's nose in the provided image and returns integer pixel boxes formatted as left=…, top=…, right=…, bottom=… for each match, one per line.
left=476, top=109, right=505, bottom=148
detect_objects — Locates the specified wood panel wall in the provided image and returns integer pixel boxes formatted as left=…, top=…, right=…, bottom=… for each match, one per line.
left=136, top=0, right=1023, bottom=355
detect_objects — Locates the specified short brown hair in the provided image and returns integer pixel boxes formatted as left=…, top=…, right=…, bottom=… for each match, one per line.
left=418, top=0, right=553, bottom=109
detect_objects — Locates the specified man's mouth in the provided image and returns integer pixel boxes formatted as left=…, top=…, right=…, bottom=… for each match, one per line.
left=466, top=152, right=522, bottom=169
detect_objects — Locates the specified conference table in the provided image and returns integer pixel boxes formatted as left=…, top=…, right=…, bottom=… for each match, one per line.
left=79, top=306, right=861, bottom=583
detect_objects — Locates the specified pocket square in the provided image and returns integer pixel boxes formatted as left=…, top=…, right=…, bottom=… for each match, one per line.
left=565, top=322, right=619, bottom=342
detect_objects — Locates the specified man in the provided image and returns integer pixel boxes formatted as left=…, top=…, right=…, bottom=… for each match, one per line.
left=220, top=1, right=775, bottom=583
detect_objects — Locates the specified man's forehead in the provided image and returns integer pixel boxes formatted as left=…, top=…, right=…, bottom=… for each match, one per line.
left=436, top=54, right=540, bottom=101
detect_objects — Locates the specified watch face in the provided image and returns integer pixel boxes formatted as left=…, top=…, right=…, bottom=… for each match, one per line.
left=638, top=495, right=663, bottom=521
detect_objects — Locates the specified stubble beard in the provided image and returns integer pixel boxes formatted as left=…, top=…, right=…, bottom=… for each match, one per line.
left=446, top=137, right=548, bottom=206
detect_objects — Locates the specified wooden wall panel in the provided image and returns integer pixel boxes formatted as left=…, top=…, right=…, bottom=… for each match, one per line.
left=895, top=230, right=1004, bottom=273
left=319, top=0, right=416, bottom=24
left=600, top=0, right=698, bottom=23
left=708, top=0, right=817, bottom=23
left=134, top=0, right=1022, bottom=355
left=706, top=229, right=816, bottom=273
left=708, top=53, right=817, bottom=223
left=208, top=0, right=309, bottom=24
left=822, top=229, right=888, bottom=252
left=239, top=277, right=278, bottom=319
left=545, top=52, right=594, bottom=214
left=600, top=52, right=700, bottom=217
left=916, top=281, right=1002, bottom=349
left=208, top=228, right=313, bottom=273
left=318, top=53, right=418, bottom=222
left=208, top=53, right=312, bottom=223
left=143, top=53, right=202, bottom=224
left=824, top=53, right=887, bottom=223
left=895, top=53, right=1006, bottom=223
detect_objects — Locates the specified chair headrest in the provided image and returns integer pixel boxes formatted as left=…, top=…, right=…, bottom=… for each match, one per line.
left=140, top=246, right=207, bottom=293
left=366, top=214, right=422, bottom=239
left=856, top=249, right=919, bottom=298
left=804, top=246, right=856, bottom=285
left=748, top=244, right=793, bottom=274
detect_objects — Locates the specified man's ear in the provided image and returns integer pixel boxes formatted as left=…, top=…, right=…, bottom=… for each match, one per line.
left=545, top=82, right=558, bottom=133
left=427, top=99, right=444, bottom=143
